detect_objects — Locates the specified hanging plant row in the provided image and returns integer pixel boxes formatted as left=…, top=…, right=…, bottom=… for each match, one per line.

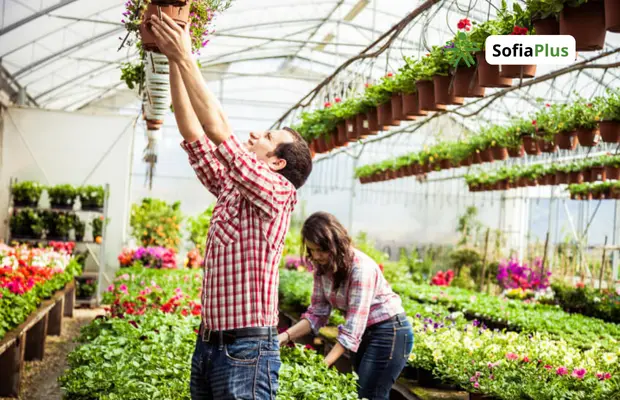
left=463, top=154, right=620, bottom=192
left=293, top=0, right=619, bottom=155
left=568, top=181, right=620, bottom=200
left=354, top=89, right=620, bottom=184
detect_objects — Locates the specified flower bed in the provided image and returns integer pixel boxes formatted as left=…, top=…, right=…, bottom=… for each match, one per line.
left=552, top=283, right=620, bottom=324
left=0, top=244, right=81, bottom=340
left=118, top=246, right=178, bottom=269
left=61, top=267, right=358, bottom=399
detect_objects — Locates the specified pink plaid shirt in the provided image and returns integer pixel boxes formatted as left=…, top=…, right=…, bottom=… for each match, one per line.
left=301, top=249, right=404, bottom=352
left=181, top=134, right=296, bottom=331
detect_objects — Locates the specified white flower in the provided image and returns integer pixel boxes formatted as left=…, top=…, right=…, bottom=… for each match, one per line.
left=603, top=353, right=617, bottom=365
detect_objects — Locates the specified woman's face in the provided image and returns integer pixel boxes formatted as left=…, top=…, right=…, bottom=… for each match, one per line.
left=305, top=241, right=330, bottom=265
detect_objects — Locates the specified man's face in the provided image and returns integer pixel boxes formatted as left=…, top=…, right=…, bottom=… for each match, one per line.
left=244, top=129, right=294, bottom=171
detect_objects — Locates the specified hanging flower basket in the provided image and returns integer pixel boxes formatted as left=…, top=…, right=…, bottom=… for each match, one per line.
left=607, top=165, right=620, bottom=180
left=345, top=118, right=358, bottom=141
left=576, top=128, right=599, bottom=147
left=533, top=17, right=559, bottom=35
left=479, top=148, right=494, bottom=163
left=356, top=113, right=370, bottom=138
left=475, top=52, right=512, bottom=88
left=599, top=121, right=620, bottom=143
left=554, top=131, right=578, bottom=150
left=560, top=0, right=606, bottom=51
left=491, top=146, right=508, bottom=161
left=377, top=101, right=399, bottom=128
left=391, top=94, right=405, bottom=122
left=453, top=66, right=485, bottom=98
left=507, top=145, right=524, bottom=158
left=433, top=75, right=463, bottom=105
left=499, top=65, right=536, bottom=79
left=366, top=108, right=380, bottom=134
left=605, top=0, right=620, bottom=32
left=590, top=166, right=606, bottom=182
left=555, top=171, right=569, bottom=185
left=140, top=3, right=192, bottom=53
left=522, top=136, right=541, bottom=155
left=402, top=93, right=427, bottom=118
left=461, top=155, right=473, bottom=166
left=537, top=139, right=557, bottom=153
left=416, top=80, right=446, bottom=112
left=569, top=171, right=584, bottom=184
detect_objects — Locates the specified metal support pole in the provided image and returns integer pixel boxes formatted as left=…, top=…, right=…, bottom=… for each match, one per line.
left=613, top=200, right=620, bottom=283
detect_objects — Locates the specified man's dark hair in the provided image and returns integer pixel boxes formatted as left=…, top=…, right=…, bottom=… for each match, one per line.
left=273, top=127, right=313, bottom=189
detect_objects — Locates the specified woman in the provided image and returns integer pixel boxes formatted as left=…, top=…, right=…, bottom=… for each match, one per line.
left=278, top=212, right=413, bottom=400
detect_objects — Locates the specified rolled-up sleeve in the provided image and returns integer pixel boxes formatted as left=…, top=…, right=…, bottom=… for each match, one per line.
left=212, top=135, right=294, bottom=219
left=181, top=136, right=224, bottom=197
left=301, top=275, right=332, bottom=334
left=337, top=266, right=377, bottom=352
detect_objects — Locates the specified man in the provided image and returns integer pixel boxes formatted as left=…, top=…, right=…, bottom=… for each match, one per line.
left=150, top=14, right=313, bottom=400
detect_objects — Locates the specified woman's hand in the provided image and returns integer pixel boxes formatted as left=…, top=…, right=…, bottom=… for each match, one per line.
left=150, top=13, right=192, bottom=62
left=278, top=332, right=290, bottom=347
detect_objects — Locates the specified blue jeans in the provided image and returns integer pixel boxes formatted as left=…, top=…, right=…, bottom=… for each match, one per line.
left=190, top=335, right=281, bottom=400
left=352, top=315, right=414, bottom=400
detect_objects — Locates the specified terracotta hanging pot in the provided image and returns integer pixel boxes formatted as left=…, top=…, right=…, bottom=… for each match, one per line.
left=356, top=113, right=370, bottom=138
left=576, top=127, right=599, bottom=147
left=140, top=3, right=192, bottom=53
left=522, top=136, right=541, bottom=155
left=391, top=94, right=405, bottom=122
left=590, top=166, right=606, bottom=182
left=499, top=65, right=537, bottom=79
left=476, top=52, right=512, bottom=88
left=461, top=156, right=473, bottom=167
left=508, top=145, right=524, bottom=158
left=366, top=108, right=380, bottom=134
left=146, top=119, right=163, bottom=130
left=554, top=131, right=578, bottom=150
left=377, top=102, right=398, bottom=129
left=317, top=135, right=332, bottom=153
left=433, top=75, right=464, bottom=105
left=453, top=66, right=485, bottom=98
left=605, top=0, right=620, bottom=32
left=533, top=16, right=560, bottom=35
left=560, top=0, right=606, bottom=51
left=336, top=123, right=348, bottom=147
left=345, top=118, right=358, bottom=141
left=613, top=186, right=620, bottom=199
left=313, top=138, right=325, bottom=153
left=569, top=171, right=584, bottom=184
left=416, top=80, right=446, bottom=112
left=599, top=121, right=620, bottom=143
left=606, top=165, right=620, bottom=180
left=439, top=159, right=452, bottom=170
left=582, top=168, right=594, bottom=183
left=479, top=148, right=495, bottom=163
left=472, top=152, right=483, bottom=164
left=402, top=93, right=427, bottom=118
left=538, top=139, right=557, bottom=153
left=555, top=171, right=569, bottom=185
left=491, top=146, right=508, bottom=161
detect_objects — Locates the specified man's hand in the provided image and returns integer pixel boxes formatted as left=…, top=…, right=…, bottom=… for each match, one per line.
left=277, top=332, right=290, bottom=347
left=150, top=13, right=192, bottom=62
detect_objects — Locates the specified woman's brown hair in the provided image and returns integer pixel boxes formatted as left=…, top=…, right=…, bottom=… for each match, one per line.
left=301, top=211, right=355, bottom=289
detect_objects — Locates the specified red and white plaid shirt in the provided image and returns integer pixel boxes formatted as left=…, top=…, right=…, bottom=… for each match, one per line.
left=181, top=134, right=296, bottom=331
left=301, top=249, right=404, bottom=352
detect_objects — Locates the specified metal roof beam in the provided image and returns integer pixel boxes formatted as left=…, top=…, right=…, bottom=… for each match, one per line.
left=0, top=0, right=80, bottom=36
left=14, top=27, right=124, bottom=78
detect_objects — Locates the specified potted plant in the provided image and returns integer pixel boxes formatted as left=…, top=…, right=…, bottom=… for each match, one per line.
left=566, top=98, right=600, bottom=147
left=448, top=20, right=485, bottom=98
left=496, top=2, right=537, bottom=79
left=393, top=60, right=427, bottom=119
left=533, top=107, right=558, bottom=153
left=567, top=161, right=586, bottom=184
left=555, top=162, right=571, bottom=185
left=73, top=215, right=86, bottom=242
left=525, top=0, right=561, bottom=35
left=470, top=131, right=494, bottom=163
left=43, top=211, right=73, bottom=241
left=363, top=76, right=399, bottom=129
left=79, top=185, right=105, bottom=211
left=120, top=60, right=146, bottom=93
left=48, top=184, right=78, bottom=210
left=605, top=0, right=620, bottom=32
left=428, top=45, right=464, bottom=106
left=11, top=181, right=43, bottom=208
left=503, top=121, right=525, bottom=158
left=414, top=57, right=447, bottom=112
left=603, top=154, right=620, bottom=180
left=559, top=0, right=606, bottom=51
left=588, top=157, right=607, bottom=182
left=595, top=89, right=620, bottom=143
left=612, top=182, right=620, bottom=199
left=469, top=18, right=512, bottom=88
left=76, top=278, right=97, bottom=300
left=91, top=216, right=107, bottom=243
left=10, top=209, right=44, bottom=239
left=487, top=125, right=510, bottom=160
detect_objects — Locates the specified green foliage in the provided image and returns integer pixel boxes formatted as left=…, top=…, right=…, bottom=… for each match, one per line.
left=78, top=185, right=105, bottom=209
left=47, top=184, right=78, bottom=208
left=42, top=211, right=74, bottom=239
left=353, top=232, right=388, bottom=264
left=594, top=88, right=620, bottom=122
left=11, top=181, right=43, bottom=207
left=525, top=0, right=566, bottom=20
left=552, top=283, right=620, bottom=324
left=10, top=209, right=44, bottom=238
left=444, top=32, right=479, bottom=68
left=130, top=198, right=183, bottom=250
left=186, top=204, right=214, bottom=254
left=120, top=61, right=145, bottom=91
left=456, top=206, right=481, bottom=247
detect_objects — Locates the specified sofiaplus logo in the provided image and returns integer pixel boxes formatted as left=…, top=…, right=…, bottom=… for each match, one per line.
left=485, top=35, right=577, bottom=65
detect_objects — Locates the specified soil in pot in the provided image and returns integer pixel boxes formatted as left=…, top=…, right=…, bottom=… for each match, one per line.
left=476, top=52, right=512, bottom=88
left=366, top=108, right=380, bottom=134
left=491, top=146, right=508, bottom=161
left=453, top=66, right=485, bottom=98
left=416, top=80, right=446, bottom=112
left=522, top=136, right=541, bottom=155
left=560, top=0, right=606, bottom=51
left=402, top=93, right=427, bottom=118
left=391, top=94, right=405, bottom=122
left=576, top=128, right=599, bottom=147
left=508, top=145, right=524, bottom=158
left=140, top=3, right=191, bottom=53
left=499, top=65, right=536, bottom=79
left=533, top=16, right=560, bottom=35
left=554, top=131, right=578, bottom=150
left=433, top=75, right=464, bottom=105
left=605, top=0, right=620, bottom=32
left=599, top=121, right=620, bottom=143
left=377, top=101, right=399, bottom=128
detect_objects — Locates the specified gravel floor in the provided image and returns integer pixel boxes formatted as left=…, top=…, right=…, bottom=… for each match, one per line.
left=0, top=307, right=105, bottom=400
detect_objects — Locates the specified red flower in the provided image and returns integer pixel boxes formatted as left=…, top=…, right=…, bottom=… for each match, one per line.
left=364, top=83, right=371, bottom=88
left=522, top=356, right=530, bottom=363
left=181, top=309, right=189, bottom=317
left=386, top=72, right=394, bottom=78
left=545, top=103, right=550, bottom=108
left=334, top=97, right=341, bottom=103
left=576, top=281, right=585, bottom=288
left=457, top=18, right=471, bottom=31
left=532, top=120, right=537, bottom=126
left=324, top=102, right=332, bottom=108
left=511, top=26, right=528, bottom=35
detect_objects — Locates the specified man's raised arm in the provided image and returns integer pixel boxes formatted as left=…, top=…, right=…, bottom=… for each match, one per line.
left=151, top=14, right=232, bottom=146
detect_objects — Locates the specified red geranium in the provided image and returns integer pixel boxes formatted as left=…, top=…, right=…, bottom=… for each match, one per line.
left=457, top=18, right=471, bottom=31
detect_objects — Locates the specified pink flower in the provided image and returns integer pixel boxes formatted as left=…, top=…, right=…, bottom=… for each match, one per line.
left=119, top=284, right=128, bottom=294
left=522, top=356, right=530, bottom=363
left=107, top=284, right=115, bottom=292
left=474, top=382, right=479, bottom=388
left=596, top=372, right=612, bottom=381
left=506, top=352, right=519, bottom=361
left=556, top=366, right=568, bottom=376
left=571, top=368, right=587, bottom=379
left=544, top=365, right=553, bottom=370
